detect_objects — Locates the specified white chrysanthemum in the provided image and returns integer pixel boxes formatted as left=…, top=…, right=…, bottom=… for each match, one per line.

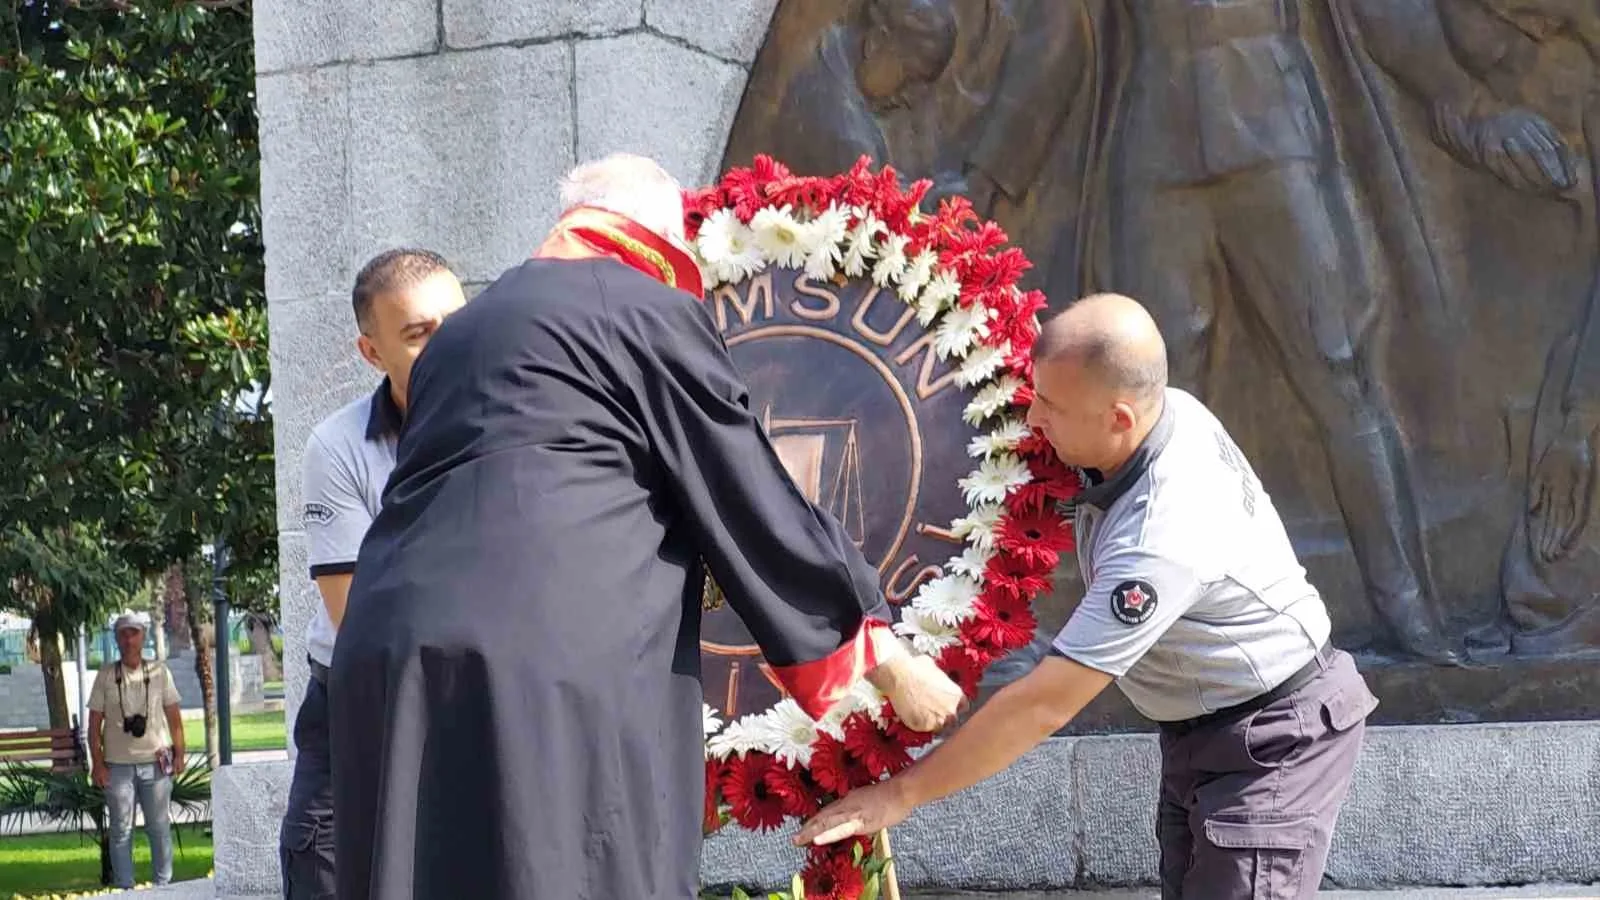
left=754, top=698, right=821, bottom=768
left=750, top=204, right=816, bottom=269
left=842, top=211, right=885, bottom=277
left=893, top=606, right=963, bottom=655
left=915, top=270, right=963, bottom=326
left=951, top=503, right=1004, bottom=552
left=872, top=233, right=911, bottom=287
left=896, top=248, right=938, bottom=303
left=703, top=704, right=723, bottom=739
left=912, top=574, right=981, bottom=626
left=964, top=376, right=1025, bottom=426
left=934, top=301, right=993, bottom=360
left=959, top=453, right=1032, bottom=507
left=706, top=717, right=766, bottom=760
left=956, top=340, right=1010, bottom=387
left=967, top=418, right=1031, bottom=459
left=947, top=544, right=994, bottom=580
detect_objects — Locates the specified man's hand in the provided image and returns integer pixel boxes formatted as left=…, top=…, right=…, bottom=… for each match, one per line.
left=865, top=645, right=964, bottom=733
left=171, top=749, right=186, bottom=775
left=794, top=780, right=912, bottom=847
left=92, top=763, right=110, bottom=789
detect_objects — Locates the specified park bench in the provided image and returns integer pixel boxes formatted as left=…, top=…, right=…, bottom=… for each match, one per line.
left=0, top=721, right=87, bottom=773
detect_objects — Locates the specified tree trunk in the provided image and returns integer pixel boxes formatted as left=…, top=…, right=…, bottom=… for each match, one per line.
left=163, top=565, right=192, bottom=654
left=182, top=576, right=219, bottom=769
left=245, top=613, right=282, bottom=681
left=33, top=601, right=71, bottom=732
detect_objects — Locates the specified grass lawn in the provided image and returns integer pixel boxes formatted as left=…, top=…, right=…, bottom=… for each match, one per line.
left=181, top=710, right=285, bottom=753
left=0, top=823, right=212, bottom=897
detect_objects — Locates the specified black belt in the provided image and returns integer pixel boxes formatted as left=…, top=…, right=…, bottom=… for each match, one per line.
left=1161, top=641, right=1333, bottom=737
left=308, top=656, right=330, bottom=686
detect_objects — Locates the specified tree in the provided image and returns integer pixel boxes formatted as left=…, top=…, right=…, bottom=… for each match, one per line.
left=0, top=0, right=274, bottom=749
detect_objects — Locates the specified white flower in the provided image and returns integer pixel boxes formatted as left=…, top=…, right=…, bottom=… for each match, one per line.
left=896, top=248, right=938, bottom=303
left=703, top=704, right=723, bottom=739
left=964, top=376, right=1025, bottom=426
left=894, top=606, right=963, bottom=655
left=967, top=418, right=1031, bottom=459
left=754, top=699, right=821, bottom=768
left=811, top=203, right=851, bottom=247
left=947, top=544, right=994, bottom=580
left=912, top=574, right=981, bottom=626
left=842, top=211, right=885, bottom=277
left=871, top=233, right=911, bottom=287
left=750, top=204, right=816, bottom=269
left=819, top=678, right=887, bottom=732
left=951, top=503, right=1004, bottom=552
left=802, top=204, right=851, bottom=281
left=934, top=301, right=993, bottom=360
left=706, top=717, right=765, bottom=760
left=915, top=270, right=962, bottom=326
left=956, top=340, right=1010, bottom=387
left=695, top=209, right=741, bottom=265
left=959, top=453, right=1032, bottom=506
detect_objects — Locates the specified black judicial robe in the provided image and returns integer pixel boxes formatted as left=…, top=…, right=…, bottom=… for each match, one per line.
left=328, top=255, right=890, bottom=900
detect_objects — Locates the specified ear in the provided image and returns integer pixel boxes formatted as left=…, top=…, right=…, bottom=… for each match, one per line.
left=1110, top=400, right=1138, bottom=434
left=356, top=334, right=383, bottom=371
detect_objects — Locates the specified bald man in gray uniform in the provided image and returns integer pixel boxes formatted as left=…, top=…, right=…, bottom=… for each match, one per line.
left=798, top=294, right=1379, bottom=899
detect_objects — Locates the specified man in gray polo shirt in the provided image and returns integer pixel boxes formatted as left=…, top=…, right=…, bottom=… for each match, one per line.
left=279, top=248, right=466, bottom=899
left=798, top=293, right=1379, bottom=899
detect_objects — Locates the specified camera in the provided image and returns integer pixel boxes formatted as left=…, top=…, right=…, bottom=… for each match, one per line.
left=122, top=714, right=147, bottom=739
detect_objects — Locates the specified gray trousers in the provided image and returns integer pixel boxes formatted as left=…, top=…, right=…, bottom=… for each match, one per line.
left=107, top=762, right=173, bottom=888
left=1157, top=649, right=1377, bottom=899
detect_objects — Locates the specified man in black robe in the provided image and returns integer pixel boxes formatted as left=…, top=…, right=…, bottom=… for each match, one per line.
left=328, top=153, right=965, bottom=900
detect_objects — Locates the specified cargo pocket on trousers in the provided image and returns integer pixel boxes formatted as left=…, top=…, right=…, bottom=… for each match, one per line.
left=1320, top=685, right=1379, bottom=734
left=1203, top=812, right=1319, bottom=899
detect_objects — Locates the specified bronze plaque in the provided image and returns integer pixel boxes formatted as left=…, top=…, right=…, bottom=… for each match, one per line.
left=699, top=270, right=975, bottom=720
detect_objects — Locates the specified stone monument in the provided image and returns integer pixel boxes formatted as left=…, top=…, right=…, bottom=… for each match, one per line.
left=226, top=1, right=1599, bottom=895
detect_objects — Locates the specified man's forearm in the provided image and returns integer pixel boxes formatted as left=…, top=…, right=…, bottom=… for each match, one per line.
left=165, top=707, right=184, bottom=754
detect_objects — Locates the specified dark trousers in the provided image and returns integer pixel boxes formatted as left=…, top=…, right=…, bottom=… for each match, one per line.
left=280, top=659, right=336, bottom=900
left=1156, top=649, right=1377, bottom=899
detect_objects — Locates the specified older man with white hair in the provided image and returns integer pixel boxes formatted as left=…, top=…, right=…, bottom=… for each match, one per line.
left=328, top=152, right=964, bottom=900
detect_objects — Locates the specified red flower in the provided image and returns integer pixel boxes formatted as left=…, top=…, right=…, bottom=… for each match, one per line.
left=842, top=714, right=911, bottom=779
left=766, top=174, right=835, bottom=212
left=881, top=701, right=937, bottom=749
left=998, top=507, right=1076, bottom=571
left=681, top=186, right=725, bottom=241
left=963, top=591, right=1038, bottom=654
left=722, top=752, right=790, bottom=832
left=1008, top=454, right=1083, bottom=514
left=938, top=643, right=998, bottom=699
left=801, top=847, right=866, bottom=900
left=984, top=552, right=1054, bottom=605
left=703, top=758, right=727, bottom=835
left=809, top=733, right=873, bottom=795
left=764, top=759, right=820, bottom=819
left=1016, top=429, right=1054, bottom=459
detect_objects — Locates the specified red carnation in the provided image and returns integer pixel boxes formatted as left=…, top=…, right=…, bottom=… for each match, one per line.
left=984, top=552, right=1055, bottom=605
left=809, top=733, right=874, bottom=795
left=722, top=752, right=790, bottom=832
left=998, top=507, right=1076, bottom=570
left=964, top=591, right=1038, bottom=654
left=801, top=847, right=866, bottom=900
left=764, top=759, right=820, bottom=819
left=842, top=714, right=912, bottom=779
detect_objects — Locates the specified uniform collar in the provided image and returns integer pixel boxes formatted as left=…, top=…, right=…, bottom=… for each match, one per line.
left=365, top=378, right=404, bottom=442
left=1075, top=393, right=1176, bottom=511
left=533, top=206, right=705, bottom=299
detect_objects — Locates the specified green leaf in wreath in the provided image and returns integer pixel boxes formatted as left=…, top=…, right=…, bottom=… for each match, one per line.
left=791, top=872, right=807, bottom=899
left=861, top=872, right=881, bottom=900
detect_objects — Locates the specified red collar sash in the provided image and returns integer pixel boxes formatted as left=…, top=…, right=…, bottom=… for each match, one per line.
left=533, top=206, right=704, bottom=298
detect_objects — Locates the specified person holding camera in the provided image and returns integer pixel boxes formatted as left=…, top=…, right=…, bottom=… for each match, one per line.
left=87, top=613, right=185, bottom=889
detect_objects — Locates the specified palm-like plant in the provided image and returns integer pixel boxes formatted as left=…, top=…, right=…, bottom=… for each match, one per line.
left=0, top=753, right=212, bottom=886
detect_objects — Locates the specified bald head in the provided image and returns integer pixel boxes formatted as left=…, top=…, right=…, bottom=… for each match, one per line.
left=1035, top=294, right=1168, bottom=408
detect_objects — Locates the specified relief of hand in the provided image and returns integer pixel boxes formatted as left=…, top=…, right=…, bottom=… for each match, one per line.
left=1528, top=413, right=1600, bottom=563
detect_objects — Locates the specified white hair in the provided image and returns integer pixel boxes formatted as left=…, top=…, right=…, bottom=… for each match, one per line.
left=558, top=153, right=686, bottom=242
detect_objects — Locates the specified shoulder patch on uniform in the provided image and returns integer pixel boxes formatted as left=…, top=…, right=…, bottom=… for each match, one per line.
left=302, top=501, right=336, bottom=526
left=1110, top=579, right=1158, bottom=625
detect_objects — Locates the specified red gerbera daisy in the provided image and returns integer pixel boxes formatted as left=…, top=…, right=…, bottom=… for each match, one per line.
left=801, top=847, right=866, bottom=900
left=703, top=758, right=727, bottom=835
left=842, top=714, right=912, bottom=779
left=984, top=552, right=1054, bottom=605
left=938, top=643, right=994, bottom=699
left=963, top=590, right=1039, bottom=654
left=721, top=752, right=789, bottom=832
left=999, top=506, right=1076, bottom=570
left=809, top=733, right=874, bottom=795
left=764, top=759, right=820, bottom=819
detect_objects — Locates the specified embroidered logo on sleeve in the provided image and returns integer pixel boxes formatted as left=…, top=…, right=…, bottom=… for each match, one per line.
left=302, top=501, right=336, bottom=526
left=1110, top=579, right=1158, bottom=625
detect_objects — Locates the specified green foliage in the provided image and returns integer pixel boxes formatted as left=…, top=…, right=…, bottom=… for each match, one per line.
left=0, top=523, right=138, bottom=632
left=0, top=0, right=274, bottom=611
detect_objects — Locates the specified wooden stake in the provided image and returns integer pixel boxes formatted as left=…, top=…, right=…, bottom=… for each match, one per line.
left=875, top=828, right=902, bottom=900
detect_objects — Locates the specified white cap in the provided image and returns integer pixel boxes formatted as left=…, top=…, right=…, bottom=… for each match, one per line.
left=113, top=614, right=147, bottom=634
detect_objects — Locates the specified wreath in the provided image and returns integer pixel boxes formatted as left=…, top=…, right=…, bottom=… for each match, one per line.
left=684, top=156, right=1081, bottom=900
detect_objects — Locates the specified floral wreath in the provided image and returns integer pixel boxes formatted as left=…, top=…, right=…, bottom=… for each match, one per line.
left=684, top=156, right=1081, bottom=899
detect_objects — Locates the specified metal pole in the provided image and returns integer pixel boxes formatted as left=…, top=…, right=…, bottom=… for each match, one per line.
left=75, top=624, right=88, bottom=742
left=212, top=542, right=232, bottom=766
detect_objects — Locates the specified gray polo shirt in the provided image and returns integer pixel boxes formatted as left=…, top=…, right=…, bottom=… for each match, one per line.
left=300, top=381, right=401, bottom=668
left=1051, top=388, right=1332, bottom=722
